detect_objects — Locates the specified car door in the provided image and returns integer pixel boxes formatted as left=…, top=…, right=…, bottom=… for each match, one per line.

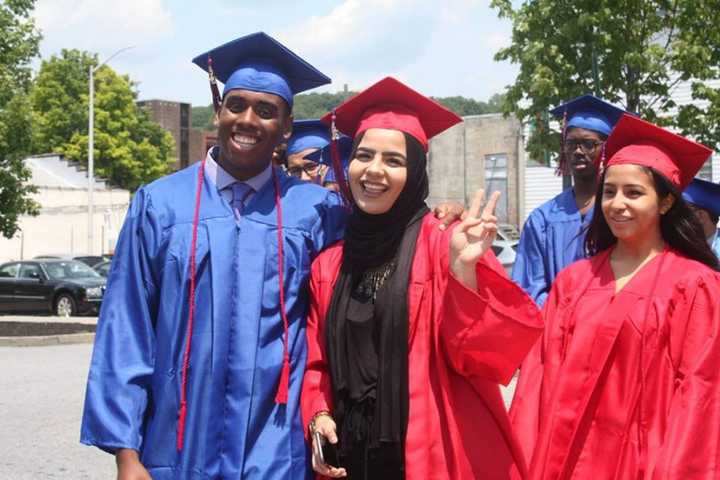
left=0, top=263, right=20, bottom=312
left=15, top=263, right=51, bottom=313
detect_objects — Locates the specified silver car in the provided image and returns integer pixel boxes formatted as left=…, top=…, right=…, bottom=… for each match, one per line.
left=491, top=224, right=520, bottom=275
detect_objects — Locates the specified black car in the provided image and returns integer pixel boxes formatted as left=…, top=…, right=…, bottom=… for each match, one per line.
left=34, top=254, right=109, bottom=268
left=0, top=260, right=106, bottom=316
left=93, top=260, right=112, bottom=278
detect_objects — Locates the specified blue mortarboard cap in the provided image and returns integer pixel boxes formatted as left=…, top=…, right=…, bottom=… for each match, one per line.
left=306, top=135, right=353, bottom=166
left=550, top=94, right=627, bottom=136
left=682, top=178, right=720, bottom=217
left=192, top=32, right=331, bottom=108
left=287, top=120, right=331, bottom=155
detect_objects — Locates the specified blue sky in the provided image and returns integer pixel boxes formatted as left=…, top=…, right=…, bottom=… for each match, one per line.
left=33, top=0, right=518, bottom=107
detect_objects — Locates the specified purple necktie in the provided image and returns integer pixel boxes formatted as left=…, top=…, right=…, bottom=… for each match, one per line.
left=231, top=182, right=253, bottom=220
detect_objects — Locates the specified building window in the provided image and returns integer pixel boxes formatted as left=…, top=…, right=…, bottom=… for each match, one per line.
left=485, top=153, right=508, bottom=223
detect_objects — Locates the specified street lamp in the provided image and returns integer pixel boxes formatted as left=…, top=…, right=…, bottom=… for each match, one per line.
left=88, top=45, right=134, bottom=254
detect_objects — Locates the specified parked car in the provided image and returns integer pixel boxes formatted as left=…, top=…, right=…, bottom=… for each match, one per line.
left=491, top=224, right=520, bottom=275
left=34, top=254, right=109, bottom=268
left=93, top=260, right=112, bottom=278
left=0, top=260, right=106, bottom=316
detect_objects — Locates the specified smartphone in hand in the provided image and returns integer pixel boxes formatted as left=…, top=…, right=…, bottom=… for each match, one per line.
left=313, top=429, right=341, bottom=468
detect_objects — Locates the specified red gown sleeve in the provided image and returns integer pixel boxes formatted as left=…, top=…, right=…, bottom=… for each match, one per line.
left=439, top=230, right=543, bottom=386
left=301, top=255, right=335, bottom=441
left=648, top=272, right=720, bottom=478
left=508, top=272, right=565, bottom=468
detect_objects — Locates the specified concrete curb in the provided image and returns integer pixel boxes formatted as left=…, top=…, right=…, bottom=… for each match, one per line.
left=0, top=332, right=95, bottom=347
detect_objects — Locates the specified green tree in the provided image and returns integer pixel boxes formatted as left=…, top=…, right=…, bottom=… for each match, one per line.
left=191, top=104, right=215, bottom=132
left=191, top=90, right=504, bottom=130
left=292, top=91, right=357, bottom=119
left=492, top=0, right=720, bottom=162
left=31, top=49, right=175, bottom=191
left=0, top=0, right=41, bottom=238
left=432, top=95, right=503, bottom=116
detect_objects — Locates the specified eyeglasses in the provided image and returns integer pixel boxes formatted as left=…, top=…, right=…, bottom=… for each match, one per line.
left=286, top=161, right=322, bottom=178
left=563, top=138, right=603, bottom=153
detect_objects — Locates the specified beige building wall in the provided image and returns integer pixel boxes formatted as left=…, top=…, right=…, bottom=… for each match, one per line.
left=0, top=155, right=131, bottom=263
left=427, top=114, right=523, bottom=227
left=189, top=128, right=206, bottom=165
left=0, top=188, right=130, bottom=263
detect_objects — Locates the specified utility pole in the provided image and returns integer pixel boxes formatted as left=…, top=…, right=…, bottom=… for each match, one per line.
left=87, top=46, right=134, bottom=254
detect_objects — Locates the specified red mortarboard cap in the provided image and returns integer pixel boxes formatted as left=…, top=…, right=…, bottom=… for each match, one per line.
left=321, top=76, right=462, bottom=151
left=605, top=114, right=713, bottom=190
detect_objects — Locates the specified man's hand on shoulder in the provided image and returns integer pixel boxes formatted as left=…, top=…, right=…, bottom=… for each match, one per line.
left=434, top=201, right=466, bottom=230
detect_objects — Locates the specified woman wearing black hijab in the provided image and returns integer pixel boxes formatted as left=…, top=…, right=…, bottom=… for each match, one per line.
left=301, top=77, right=543, bottom=480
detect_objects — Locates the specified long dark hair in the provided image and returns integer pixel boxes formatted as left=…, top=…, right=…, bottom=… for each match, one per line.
left=585, top=166, right=720, bottom=271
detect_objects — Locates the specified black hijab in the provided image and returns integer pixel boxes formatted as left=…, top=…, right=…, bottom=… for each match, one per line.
left=325, top=131, right=429, bottom=450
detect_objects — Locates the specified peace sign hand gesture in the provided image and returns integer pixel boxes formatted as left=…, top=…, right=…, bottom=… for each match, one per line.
left=449, top=189, right=501, bottom=290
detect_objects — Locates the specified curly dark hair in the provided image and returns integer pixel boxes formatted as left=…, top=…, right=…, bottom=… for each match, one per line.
left=584, top=166, right=720, bottom=271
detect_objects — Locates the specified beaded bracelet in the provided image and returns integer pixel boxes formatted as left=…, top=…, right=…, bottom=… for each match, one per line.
left=309, top=410, right=332, bottom=433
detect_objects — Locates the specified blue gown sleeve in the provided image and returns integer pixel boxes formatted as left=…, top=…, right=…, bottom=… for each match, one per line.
left=310, top=190, right=347, bottom=254
left=511, top=212, right=549, bottom=307
left=80, top=188, right=161, bottom=453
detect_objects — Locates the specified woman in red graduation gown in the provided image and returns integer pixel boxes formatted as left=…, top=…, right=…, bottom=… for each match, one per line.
left=300, top=77, right=543, bottom=479
left=510, top=113, right=720, bottom=479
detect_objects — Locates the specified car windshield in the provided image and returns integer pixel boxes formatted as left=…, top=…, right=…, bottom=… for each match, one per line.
left=74, top=256, right=105, bottom=267
left=42, top=261, right=101, bottom=280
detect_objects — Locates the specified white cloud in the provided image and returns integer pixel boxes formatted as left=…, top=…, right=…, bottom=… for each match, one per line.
left=266, top=0, right=517, bottom=100
left=277, top=0, right=442, bottom=91
left=34, top=0, right=174, bottom=55
left=483, top=31, right=511, bottom=51
left=381, top=1, right=518, bottom=101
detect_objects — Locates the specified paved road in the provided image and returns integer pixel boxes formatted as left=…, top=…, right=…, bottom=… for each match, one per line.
left=0, top=342, right=518, bottom=479
left=0, top=343, right=114, bottom=479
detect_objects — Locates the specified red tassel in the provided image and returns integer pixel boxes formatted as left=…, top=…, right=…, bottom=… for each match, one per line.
left=275, top=355, right=290, bottom=404
left=330, top=111, right=353, bottom=208
left=176, top=158, right=206, bottom=452
left=176, top=402, right=187, bottom=451
left=596, top=142, right=606, bottom=170
left=208, top=56, right=222, bottom=113
left=272, top=168, right=291, bottom=405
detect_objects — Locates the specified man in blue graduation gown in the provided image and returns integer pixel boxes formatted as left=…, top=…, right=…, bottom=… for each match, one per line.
left=512, top=95, right=626, bottom=306
left=683, top=177, right=720, bottom=258
left=80, top=32, right=346, bottom=479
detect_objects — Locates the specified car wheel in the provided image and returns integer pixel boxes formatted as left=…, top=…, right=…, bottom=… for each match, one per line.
left=54, top=294, right=77, bottom=317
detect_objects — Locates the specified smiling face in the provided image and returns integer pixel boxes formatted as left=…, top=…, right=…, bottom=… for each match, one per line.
left=348, top=128, right=408, bottom=215
left=215, top=89, right=292, bottom=180
left=564, top=127, right=604, bottom=180
left=601, top=164, right=674, bottom=244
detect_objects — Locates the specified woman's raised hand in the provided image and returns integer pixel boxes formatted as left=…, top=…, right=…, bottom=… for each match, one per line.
left=449, top=189, right=501, bottom=290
